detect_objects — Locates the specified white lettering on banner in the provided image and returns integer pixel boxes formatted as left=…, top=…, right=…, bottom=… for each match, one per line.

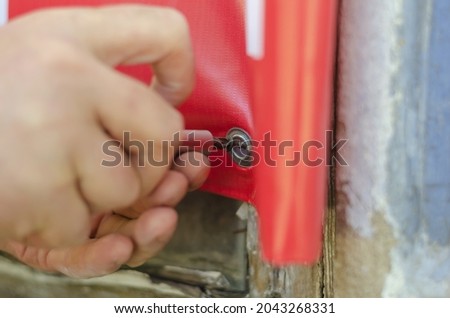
left=0, top=0, right=8, bottom=26
left=245, top=0, right=265, bottom=60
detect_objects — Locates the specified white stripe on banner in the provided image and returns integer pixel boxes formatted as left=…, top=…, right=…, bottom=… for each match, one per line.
left=0, top=0, right=8, bottom=26
left=245, top=0, right=265, bottom=60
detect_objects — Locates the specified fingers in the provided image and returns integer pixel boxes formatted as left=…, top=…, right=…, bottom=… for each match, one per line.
left=0, top=5, right=197, bottom=259
left=28, top=5, right=195, bottom=105
left=0, top=152, right=210, bottom=275
left=0, top=181, right=91, bottom=249
left=118, top=170, right=188, bottom=219
left=2, top=235, right=134, bottom=278
left=117, top=152, right=210, bottom=219
left=29, top=186, right=92, bottom=248
left=87, top=6, right=194, bottom=105
left=173, top=152, right=210, bottom=190
left=2, top=208, right=174, bottom=277
left=96, top=208, right=178, bottom=267
left=22, top=189, right=90, bottom=248
left=143, top=171, right=189, bottom=208
left=47, top=234, right=134, bottom=278
left=89, top=66, right=210, bottom=214
left=129, top=208, right=178, bottom=267
left=72, top=126, right=141, bottom=213
left=95, top=152, right=210, bottom=265
left=93, top=67, right=184, bottom=197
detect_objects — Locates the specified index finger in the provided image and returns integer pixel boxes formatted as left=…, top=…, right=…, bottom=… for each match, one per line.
left=36, top=5, right=195, bottom=105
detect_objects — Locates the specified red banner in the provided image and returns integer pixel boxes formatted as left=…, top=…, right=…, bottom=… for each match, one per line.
left=7, top=0, right=337, bottom=265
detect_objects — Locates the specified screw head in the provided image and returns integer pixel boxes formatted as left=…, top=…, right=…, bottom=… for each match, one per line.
left=226, top=128, right=253, bottom=167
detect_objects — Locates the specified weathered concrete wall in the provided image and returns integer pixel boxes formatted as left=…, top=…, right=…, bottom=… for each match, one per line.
left=336, top=0, right=450, bottom=297
left=0, top=255, right=203, bottom=297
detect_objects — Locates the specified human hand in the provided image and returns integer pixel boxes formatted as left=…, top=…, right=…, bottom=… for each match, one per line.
left=1, top=153, right=209, bottom=277
left=0, top=5, right=209, bottom=277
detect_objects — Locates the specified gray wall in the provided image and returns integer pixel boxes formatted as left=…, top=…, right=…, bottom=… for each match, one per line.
left=336, top=0, right=450, bottom=297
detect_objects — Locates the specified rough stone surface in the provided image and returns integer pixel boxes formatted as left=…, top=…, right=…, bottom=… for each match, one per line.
left=0, top=256, right=201, bottom=297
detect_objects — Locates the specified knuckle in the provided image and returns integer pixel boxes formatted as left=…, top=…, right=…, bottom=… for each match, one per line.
left=161, top=109, right=184, bottom=142
left=89, top=167, right=141, bottom=210
left=142, top=93, right=184, bottom=141
left=10, top=9, right=62, bottom=32
left=25, top=8, right=70, bottom=21
left=121, top=177, right=141, bottom=207
left=35, top=41, right=86, bottom=75
left=161, top=8, right=190, bottom=36
left=170, top=109, right=185, bottom=134
left=157, top=8, right=191, bottom=49
left=110, top=167, right=142, bottom=208
left=121, top=84, right=148, bottom=112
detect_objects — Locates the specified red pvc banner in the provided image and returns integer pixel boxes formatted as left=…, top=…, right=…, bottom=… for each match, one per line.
left=6, top=0, right=337, bottom=264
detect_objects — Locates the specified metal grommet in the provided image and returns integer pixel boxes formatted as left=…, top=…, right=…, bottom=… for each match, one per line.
left=226, top=128, right=253, bottom=168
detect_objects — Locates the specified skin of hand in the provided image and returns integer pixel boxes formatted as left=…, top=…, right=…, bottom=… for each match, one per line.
left=0, top=5, right=210, bottom=278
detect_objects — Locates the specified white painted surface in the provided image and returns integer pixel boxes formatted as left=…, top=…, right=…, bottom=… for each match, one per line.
left=245, top=0, right=265, bottom=60
left=0, top=0, right=8, bottom=27
left=337, top=0, right=396, bottom=238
